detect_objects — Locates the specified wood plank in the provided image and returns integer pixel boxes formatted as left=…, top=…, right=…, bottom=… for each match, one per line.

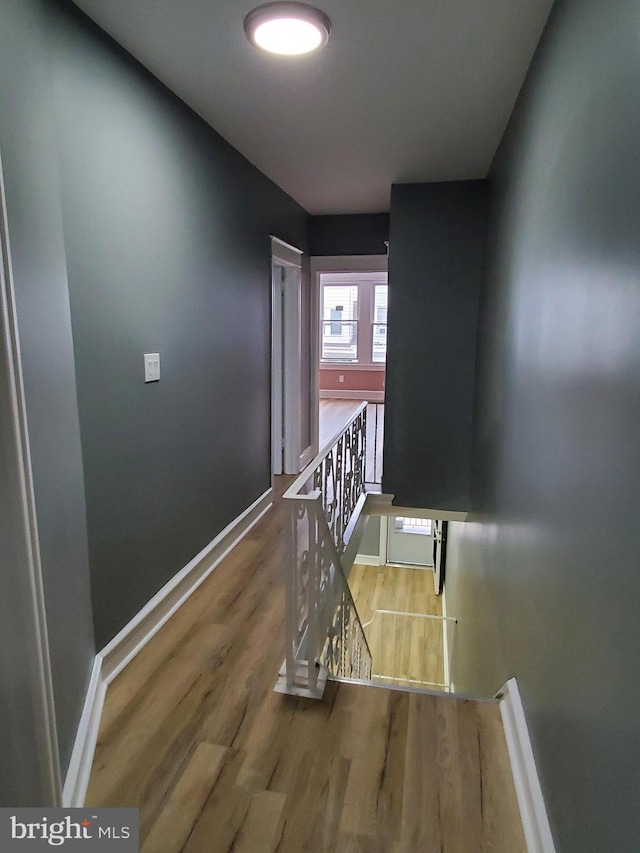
left=230, top=790, right=287, bottom=853
left=141, top=742, right=228, bottom=853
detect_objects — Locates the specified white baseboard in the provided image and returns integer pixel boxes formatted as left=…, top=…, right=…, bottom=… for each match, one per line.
left=354, top=553, right=383, bottom=566
left=320, top=390, right=385, bottom=402
left=63, top=487, right=273, bottom=806
left=498, top=678, right=556, bottom=853
left=101, top=487, right=273, bottom=685
left=62, top=656, right=106, bottom=807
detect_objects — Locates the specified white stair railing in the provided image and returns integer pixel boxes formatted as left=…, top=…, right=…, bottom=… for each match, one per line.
left=276, top=403, right=372, bottom=698
left=312, top=403, right=368, bottom=554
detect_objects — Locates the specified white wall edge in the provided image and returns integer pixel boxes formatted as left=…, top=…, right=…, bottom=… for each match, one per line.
left=62, top=655, right=106, bottom=808
left=0, top=151, right=63, bottom=803
left=101, top=487, right=273, bottom=685
left=498, top=677, right=556, bottom=853
left=364, top=493, right=468, bottom=522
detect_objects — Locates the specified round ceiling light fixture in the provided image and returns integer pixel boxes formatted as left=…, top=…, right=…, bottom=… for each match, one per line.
left=244, top=2, right=331, bottom=56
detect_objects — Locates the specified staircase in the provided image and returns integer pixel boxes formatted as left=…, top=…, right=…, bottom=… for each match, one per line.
left=86, top=419, right=529, bottom=850
left=275, top=402, right=372, bottom=698
left=277, top=403, right=459, bottom=701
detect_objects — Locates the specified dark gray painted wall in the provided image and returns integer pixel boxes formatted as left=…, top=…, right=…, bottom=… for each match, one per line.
left=0, top=0, right=95, bottom=785
left=309, top=214, right=389, bottom=257
left=445, top=1, right=640, bottom=849
left=383, top=182, right=488, bottom=510
left=359, top=515, right=381, bottom=558
left=49, top=1, right=310, bottom=650
left=0, top=0, right=311, bottom=790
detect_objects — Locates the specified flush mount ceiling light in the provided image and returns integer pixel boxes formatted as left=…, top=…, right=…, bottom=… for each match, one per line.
left=244, top=2, right=331, bottom=56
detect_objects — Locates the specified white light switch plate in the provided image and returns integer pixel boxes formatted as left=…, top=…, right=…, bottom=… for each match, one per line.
left=144, top=352, right=160, bottom=382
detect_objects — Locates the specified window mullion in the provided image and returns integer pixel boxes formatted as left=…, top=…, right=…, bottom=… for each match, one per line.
left=358, top=281, right=374, bottom=364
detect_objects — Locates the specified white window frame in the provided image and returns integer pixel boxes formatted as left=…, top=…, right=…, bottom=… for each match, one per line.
left=319, top=275, right=387, bottom=366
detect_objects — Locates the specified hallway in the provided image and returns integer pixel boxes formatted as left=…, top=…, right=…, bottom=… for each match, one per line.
left=86, top=478, right=525, bottom=852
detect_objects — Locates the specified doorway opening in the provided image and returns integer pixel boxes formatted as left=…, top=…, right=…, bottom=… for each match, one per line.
left=311, top=256, right=388, bottom=486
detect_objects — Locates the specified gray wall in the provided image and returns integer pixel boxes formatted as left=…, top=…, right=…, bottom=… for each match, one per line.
left=0, top=0, right=95, bottom=788
left=359, top=515, right=382, bottom=558
left=0, top=0, right=311, bottom=793
left=383, top=182, right=488, bottom=510
left=309, top=213, right=389, bottom=256
left=445, top=0, right=640, bottom=849
left=49, top=1, right=310, bottom=650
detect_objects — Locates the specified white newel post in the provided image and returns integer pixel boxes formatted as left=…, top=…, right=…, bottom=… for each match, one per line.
left=277, top=402, right=372, bottom=698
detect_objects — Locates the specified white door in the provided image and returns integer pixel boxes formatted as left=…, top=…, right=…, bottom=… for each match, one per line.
left=386, top=516, right=435, bottom=567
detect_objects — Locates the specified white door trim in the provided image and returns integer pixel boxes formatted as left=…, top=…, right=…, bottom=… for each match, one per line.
left=271, top=262, right=284, bottom=476
left=282, top=264, right=301, bottom=474
left=0, top=149, right=61, bottom=804
left=271, top=237, right=303, bottom=475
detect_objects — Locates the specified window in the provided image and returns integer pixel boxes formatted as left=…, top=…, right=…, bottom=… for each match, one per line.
left=320, top=273, right=388, bottom=364
left=372, top=284, right=388, bottom=364
left=321, top=284, right=359, bottom=361
left=394, top=517, right=433, bottom=535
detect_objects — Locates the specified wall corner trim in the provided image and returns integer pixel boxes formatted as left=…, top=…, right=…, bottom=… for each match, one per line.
left=498, top=677, right=556, bottom=853
left=63, top=487, right=273, bottom=806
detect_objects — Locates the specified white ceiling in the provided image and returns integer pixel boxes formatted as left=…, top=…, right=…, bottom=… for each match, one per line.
left=71, top=0, right=554, bottom=215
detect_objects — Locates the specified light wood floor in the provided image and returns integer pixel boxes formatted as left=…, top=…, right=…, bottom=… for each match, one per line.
left=350, top=563, right=446, bottom=690
left=86, top=478, right=526, bottom=852
left=319, top=400, right=362, bottom=446
left=319, top=400, right=384, bottom=484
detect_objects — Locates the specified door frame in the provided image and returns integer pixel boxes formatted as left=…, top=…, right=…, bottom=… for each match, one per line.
left=310, top=254, right=388, bottom=456
left=433, top=520, right=448, bottom=595
left=386, top=515, right=436, bottom=568
left=0, top=150, right=61, bottom=804
left=271, top=236, right=304, bottom=475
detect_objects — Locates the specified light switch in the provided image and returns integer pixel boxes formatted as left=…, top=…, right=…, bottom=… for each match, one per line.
left=144, top=352, right=160, bottom=382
